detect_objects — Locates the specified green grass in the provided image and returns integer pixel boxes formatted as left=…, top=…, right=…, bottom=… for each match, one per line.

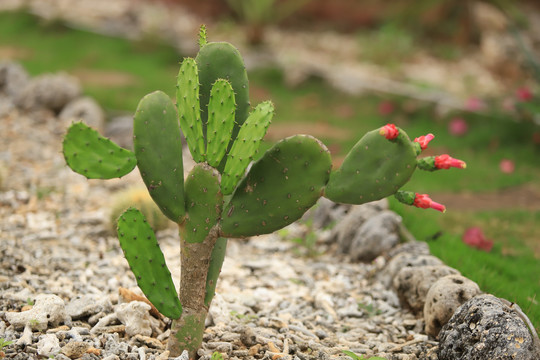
left=1, top=10, right=538, bottom=331
left=0, top=12, right=180, bottom=111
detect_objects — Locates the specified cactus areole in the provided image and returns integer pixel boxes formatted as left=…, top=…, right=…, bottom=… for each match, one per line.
left=61, top=26, right=466, bottom=358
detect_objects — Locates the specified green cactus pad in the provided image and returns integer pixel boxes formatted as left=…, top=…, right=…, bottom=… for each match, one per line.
left=221, top=101, right=274, bottom=195
left=177, top=58, right=205, bottom=163
left=183, top=163, right=223, bottom=244
left=221, top=135, right=331, bottom=237
left=204, top=237, right=227, bottom=307
left=324, top=128, right=417, bottom=204
left=63, top=122, right=136, bottom=179
left=206, top=79, right=236, bottom=168
left=117, top=208, right=182, bottom=319
left=196, top=42, right=250, bottom=168
left=134, top=91, right=186, bottom=223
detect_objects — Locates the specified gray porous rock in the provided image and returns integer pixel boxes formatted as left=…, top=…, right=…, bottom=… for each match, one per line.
left=438, top=294, right=540, bottom=360
left=61, top=340, right=90, bottom=359
left=105, top=115, right=134, bottom=149
left=0, top=61, right=29, bottom=97
left=348, top=210, right=401, bottom=262
left=306, top=197, right=351, bottom=230
left=386, top=240, right=430, bottom=259
left=65, top=294, right=113, bottom=320
left=15, top=73, right=81, bottom=112
left=423, top=275, right=481, bottom=337
left=378, top=252, right=444, bottom=288
left=59, top=97, right=105, bottom=131
left=332, top=200, right=388, bottom=255
left=393, top=265, right=460, bottom=313
left=0, top=96, right=15, bottom=118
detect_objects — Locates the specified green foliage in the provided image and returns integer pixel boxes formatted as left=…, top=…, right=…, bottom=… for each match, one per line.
left=357, top=302, right=382, bottom=318
left=211, top=351, right=224, bottom=360
left=356, top=23, right=415, bottom=70
left=226, top=0, right=312, bottom=26
left=0, top=338, right=13, bottom=350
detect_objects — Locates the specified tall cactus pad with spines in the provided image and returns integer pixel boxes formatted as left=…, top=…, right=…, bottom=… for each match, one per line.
left=324, top=127, right=417, bottom=204
left=182, top=163, right=223, bottom=244
left=176, top=58, right=205, bottom=163
left=196, top=42, right=250, bottom=152
left=206, top=79, right=236, bottom=168
left=221, top=135, right=332, bottom=237
left=117, top=208, right=182, bottom=319
left=221, top=101, right=274, bottom=195
left=134, top=91, right=186, bottom=223
left=63, top=122, right=136, bottom=179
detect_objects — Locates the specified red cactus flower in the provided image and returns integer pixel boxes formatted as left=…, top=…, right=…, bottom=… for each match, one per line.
left=463, top=227, right=493, bottom=252
left=434, top=154, right=467, bottom=169
left=414, top=133, right=435, bottom=150
left=379, top=123, right=399, bottom=140
left=516, top=87, right=533, bottom=102
left=413, top=193, right=446, bottom=213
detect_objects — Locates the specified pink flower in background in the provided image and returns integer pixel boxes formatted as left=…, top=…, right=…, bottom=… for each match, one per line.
left=448, top=117, right=468, bottom=136
left=378, top=101, right=395, bottom=116
left=463, top=227, right=493, bottom=252
left=379, top=123, right=399, bottom=140
left=465, top=97, right=486, bottom=112
left=516, top=87, right=533, bottom=102
left=499, top=159, right=515, bottom=174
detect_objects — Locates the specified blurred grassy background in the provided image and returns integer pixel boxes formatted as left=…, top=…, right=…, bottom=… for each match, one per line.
left=0, top=3, right=538, bottom=330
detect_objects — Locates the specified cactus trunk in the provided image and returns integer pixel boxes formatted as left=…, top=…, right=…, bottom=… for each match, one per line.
left=167, top=225, right=220, bottom=357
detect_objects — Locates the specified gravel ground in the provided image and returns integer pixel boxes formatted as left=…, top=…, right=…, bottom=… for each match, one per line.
left=0, top=103, right=440, bottom=360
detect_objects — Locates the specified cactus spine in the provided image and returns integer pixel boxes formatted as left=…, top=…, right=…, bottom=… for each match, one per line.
left=62, top=26, right=466, bottom=358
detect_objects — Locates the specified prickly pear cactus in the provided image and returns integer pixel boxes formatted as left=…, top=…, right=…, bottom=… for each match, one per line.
left=62, top=27, right=466, bottom=358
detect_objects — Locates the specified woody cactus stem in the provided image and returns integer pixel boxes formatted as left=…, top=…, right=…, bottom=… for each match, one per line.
left=61, top=26, right=467, bottom=358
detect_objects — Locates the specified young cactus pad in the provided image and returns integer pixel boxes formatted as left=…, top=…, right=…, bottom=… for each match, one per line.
left=63, top=122, right=136, bottom=179
left=324, top=128, right=417, bottom=204
left=62, top=26, right=466, bottom=358
left=117, top=208, right=182, bottom=319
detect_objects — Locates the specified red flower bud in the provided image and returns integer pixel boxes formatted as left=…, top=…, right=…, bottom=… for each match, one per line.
left=379, top=123, right=398, bottom=140
left=413, top=193, right=446, bottom=213
left=434, top=154, right=466, bottom=169
left=414, top=133, right=435, bottom=150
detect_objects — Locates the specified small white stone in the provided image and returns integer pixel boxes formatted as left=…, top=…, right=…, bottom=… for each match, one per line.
left=37, top=333, right=61, bottom=357
left=115, top=301, right=153, bottom=337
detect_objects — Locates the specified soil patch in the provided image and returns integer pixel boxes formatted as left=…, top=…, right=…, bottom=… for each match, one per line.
left=71, top=69, right=138, bottom=87
left=0, top=46, right=32, bottom=60
left=432, top=183, right=540, bottom=212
